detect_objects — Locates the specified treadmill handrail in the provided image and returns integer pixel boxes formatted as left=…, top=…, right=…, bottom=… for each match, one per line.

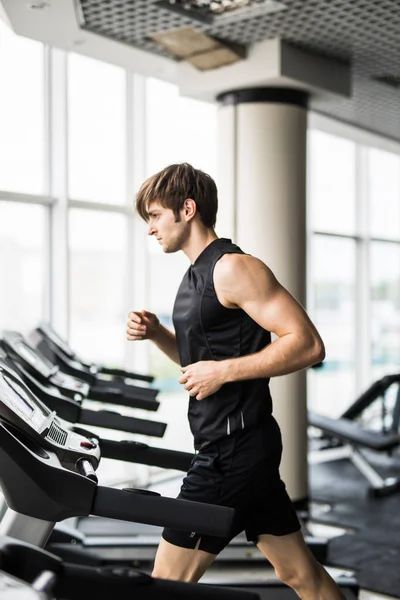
left=99, top=438, right=193, bottom=471
left=79, top=408, right=167, bottom=437
left=92, top=485, right=234, bottom=537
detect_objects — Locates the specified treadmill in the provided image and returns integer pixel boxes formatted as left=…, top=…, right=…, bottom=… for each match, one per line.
left=0, top=536, right=261, bottom=600
left=0, top=350, right=330, bottom=569
left=4, top=330, right=159, bottom=411
left=0, top=333, right=166, bottom=438
left=0, top=357, right=343, bottom=584
left=30, top=322, right=157, bottom=399
left=0, top=358, right=358, bottom=599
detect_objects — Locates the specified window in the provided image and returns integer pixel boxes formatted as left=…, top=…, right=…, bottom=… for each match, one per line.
left=0, top=202, right=47, bottom=332
left=368, top=148, right=400, bottom=240
left=308, top=121, right=400, bottom=418
left=145, top=78, right=217, bottom=178
left=68, top=53, right=126, bottom=204
left=308, top=235, right=356, bottom=416
left=309, top=130, right=356, bottom=235
left=69, top=209, right=128, bottom=365
left=370, top=242, right=400, bottom=380
left=0, top=20, right=45, bottom=194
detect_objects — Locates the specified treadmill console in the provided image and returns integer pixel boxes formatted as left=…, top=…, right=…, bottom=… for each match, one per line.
left=38, top=322, right=74, bottom=359
left=1, top=332, right=56, bottom=379
left=2, top=332, right=90, bottom=399
left=36, top=324, right=94, bottom=372
left=0, top=360, right=100, bottom=472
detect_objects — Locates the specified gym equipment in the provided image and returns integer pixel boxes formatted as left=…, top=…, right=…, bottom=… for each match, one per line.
left=0, top=356, right=235, bottom=541
left=341, top=374, right=400, bottom=432
left=0, top=335, right=166, bottom=438
left=309, top=411, right=400, bottom=497
left=0, top=348, right=183, bottom=467
left=0, top=350, right=328, bottom=569
left=0, top=535, right=258, bottom=600
left=0, top=352, right=359, bottom=599
left=30, top=322, right=157, bottom=399
left=309, top=374, right=400, bottom=497
left=3, top=330, right=159, bottom=412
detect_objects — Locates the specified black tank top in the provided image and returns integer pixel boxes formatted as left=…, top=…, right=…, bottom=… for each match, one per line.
left=172, top=238, right=273, bottom=450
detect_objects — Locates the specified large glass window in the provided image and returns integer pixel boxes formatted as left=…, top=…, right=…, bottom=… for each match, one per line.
left=145, top=78, right=217, bottom=178
left=68, top=53, right=126, bottom=204
left=0, top=20, right=45, bottom=194
left=368, top=148, right=400, bottom=240
left=0, top=202, right=47, bottom=332
left=370, top=242, right=400, bottom=380
left=69, top=209, right=128, bottom=365
left=308, top=130, right=356, bottom=235
left=308, top=235, right=357, bottom=416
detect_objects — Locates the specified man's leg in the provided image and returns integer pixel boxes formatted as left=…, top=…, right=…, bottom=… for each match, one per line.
left=152, top=536, right=217, bottom=583
left=257, top=530, right=345, bottom=600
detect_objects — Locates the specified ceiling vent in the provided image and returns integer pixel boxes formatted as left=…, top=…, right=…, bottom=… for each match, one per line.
left=372, top=74, right=400, bottom=89
left=156, top=0, right=287, bottom=25
left=149, top=27, right=246, bottom=70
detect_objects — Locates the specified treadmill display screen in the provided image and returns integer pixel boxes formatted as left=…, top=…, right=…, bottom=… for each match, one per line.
left=0, top=375, right=34, bottom=419
left=17, top=343, right=53, bottom=376
left=44, top=326, right=73, bottom=357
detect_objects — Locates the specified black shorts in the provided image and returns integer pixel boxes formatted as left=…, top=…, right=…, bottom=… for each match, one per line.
left=162, top=417, right=300, bottom=555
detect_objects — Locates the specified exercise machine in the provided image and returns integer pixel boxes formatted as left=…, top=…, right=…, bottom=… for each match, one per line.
left=30, top=322, right=157, bottom=399
left=0, top=356, right=358, bottom=599
left=0, top=535, right=260, bottom=600
left=3, top=330, right=159, bottom=411
left=309, top=374, right=400, bottom=497
left=0, top=335, right=166, bottom=438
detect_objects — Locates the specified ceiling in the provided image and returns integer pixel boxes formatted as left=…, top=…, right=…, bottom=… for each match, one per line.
left=3, top=0, right=400, bottom=142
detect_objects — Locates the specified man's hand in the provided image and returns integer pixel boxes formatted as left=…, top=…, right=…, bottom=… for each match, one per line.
left=179, top=361, right=227, bottom=400
left=126, top=310, right=160, bottom=341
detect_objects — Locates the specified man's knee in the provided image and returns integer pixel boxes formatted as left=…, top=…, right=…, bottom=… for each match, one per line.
left=152, top=560, right=206, bottom=583
left=152, top=537, right=215, bottom=583
left=274, top=560, right=322, bottom=592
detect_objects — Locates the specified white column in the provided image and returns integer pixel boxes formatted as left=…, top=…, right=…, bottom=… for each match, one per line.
left=217, top=88, right=308, bottom=503
left=46, top=47, right=70, bottom=338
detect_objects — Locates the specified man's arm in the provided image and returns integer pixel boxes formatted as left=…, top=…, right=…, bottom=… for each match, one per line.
left=126, top=310, right=180, bottom=365
left=152, top=325, right=181, bottom=365
left=215, top=253, right=325, bottom=381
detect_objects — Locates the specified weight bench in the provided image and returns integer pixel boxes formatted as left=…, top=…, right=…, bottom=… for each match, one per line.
left=309, top=412, right=400, bottom=497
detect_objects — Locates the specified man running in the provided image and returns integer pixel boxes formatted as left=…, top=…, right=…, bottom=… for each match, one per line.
left=127, top=162, right=344, bottom=599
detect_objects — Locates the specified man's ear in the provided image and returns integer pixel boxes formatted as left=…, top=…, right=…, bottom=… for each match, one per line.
left=183, top=198, right=197, bottom=221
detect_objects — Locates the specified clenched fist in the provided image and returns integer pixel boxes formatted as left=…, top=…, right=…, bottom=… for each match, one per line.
left=178, top=360, right=228, bottom=400
left=126, top=309, right=160, bottom=341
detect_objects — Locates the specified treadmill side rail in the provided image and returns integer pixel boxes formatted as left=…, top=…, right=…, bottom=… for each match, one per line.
left=79, top=408, right=167, bottom=437
left=99, top=438, right=193, bottom=471
left=92, top=486, right=234, bottom=538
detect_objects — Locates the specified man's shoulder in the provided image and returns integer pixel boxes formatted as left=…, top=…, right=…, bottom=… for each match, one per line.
left=215, top=252, right=267, bottom=278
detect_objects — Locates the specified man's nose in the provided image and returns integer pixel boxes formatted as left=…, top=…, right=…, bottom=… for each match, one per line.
left=148, top=223, right=156, bottom=236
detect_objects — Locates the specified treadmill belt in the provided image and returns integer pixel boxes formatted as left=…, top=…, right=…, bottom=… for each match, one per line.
left=225, top=584, right=357, bottom=599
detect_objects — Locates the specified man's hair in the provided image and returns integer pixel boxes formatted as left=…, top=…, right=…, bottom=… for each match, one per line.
left=135, top=163, right=218, bottom=228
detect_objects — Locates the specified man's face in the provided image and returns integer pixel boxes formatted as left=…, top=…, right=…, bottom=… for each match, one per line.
left=147, top=201, right=188, bottom=253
